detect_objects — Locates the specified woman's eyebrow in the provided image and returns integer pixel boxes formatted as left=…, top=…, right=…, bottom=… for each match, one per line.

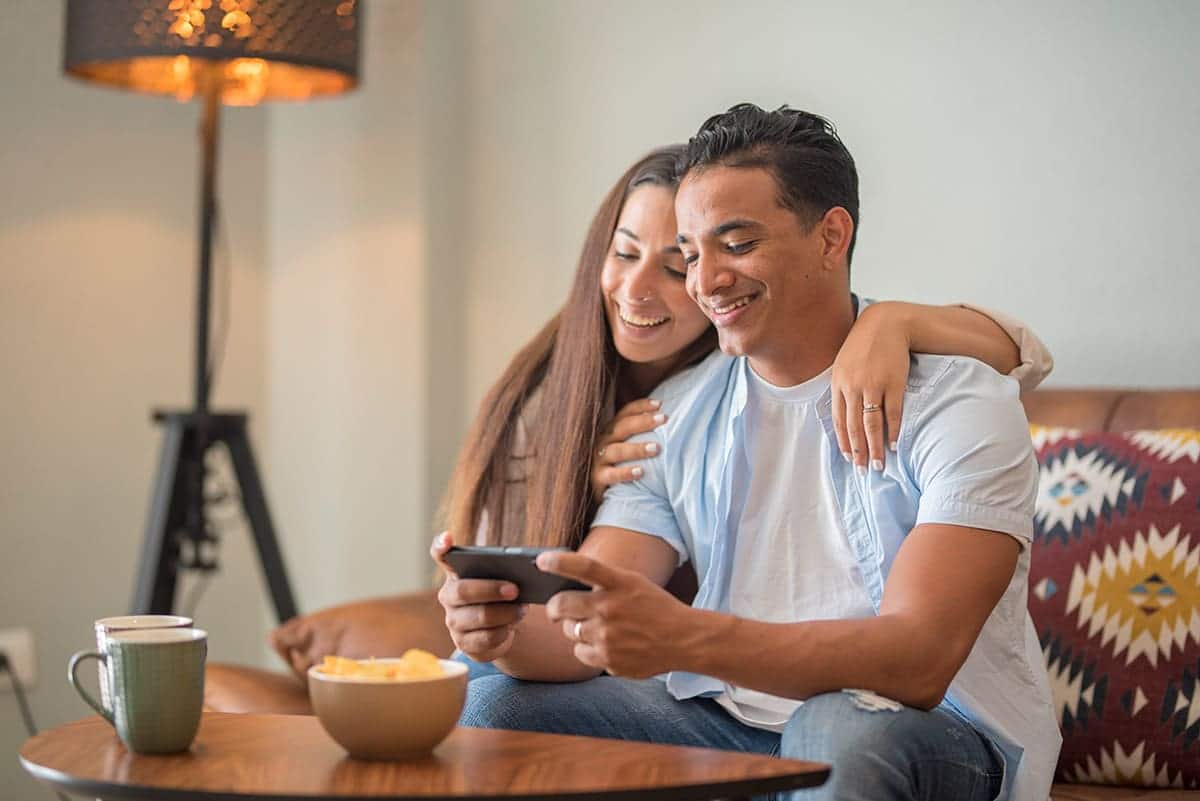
left=615, top=227, right=640, bottom=242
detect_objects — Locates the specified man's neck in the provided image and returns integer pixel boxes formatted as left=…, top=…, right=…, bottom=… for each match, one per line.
left=747, top=292, right=855, bottom=388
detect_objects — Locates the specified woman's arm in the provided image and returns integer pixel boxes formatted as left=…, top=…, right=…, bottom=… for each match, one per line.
left=833, top=301, right=1053, bottom=472
left=873, top=301, right=1052, bottom=389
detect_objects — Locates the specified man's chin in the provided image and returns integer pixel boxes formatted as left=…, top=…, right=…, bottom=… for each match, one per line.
left=716, top=330, right=750, bottom=357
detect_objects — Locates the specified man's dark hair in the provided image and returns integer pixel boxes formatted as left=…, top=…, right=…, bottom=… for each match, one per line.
left=678, top=103, right=860, bottom=266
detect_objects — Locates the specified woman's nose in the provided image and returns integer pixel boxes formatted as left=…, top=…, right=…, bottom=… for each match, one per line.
left=624, top=257, right=659, bottom=301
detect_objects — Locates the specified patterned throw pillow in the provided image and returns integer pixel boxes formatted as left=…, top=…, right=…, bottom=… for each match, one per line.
left=1030, top=426, right=1200, bottom=788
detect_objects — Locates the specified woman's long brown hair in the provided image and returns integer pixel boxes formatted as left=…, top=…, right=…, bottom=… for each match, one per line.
left=443, top=146, right=717, bottom=548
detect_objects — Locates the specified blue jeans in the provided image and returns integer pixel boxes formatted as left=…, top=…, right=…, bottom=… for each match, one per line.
left=455, top=659, right=1003, bottom=801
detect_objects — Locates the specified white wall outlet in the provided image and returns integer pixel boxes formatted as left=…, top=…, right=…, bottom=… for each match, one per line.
left=0, top=627, right=37, bottom=691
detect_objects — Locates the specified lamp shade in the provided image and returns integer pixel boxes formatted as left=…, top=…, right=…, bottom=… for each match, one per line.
left=64, top=0, right=361, bottom=106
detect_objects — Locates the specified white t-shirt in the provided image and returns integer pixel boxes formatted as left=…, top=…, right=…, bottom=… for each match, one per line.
left=713, top=364, right=876, bottom=731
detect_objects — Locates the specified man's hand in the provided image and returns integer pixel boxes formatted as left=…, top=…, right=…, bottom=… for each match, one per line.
left=432, top=532, right=526, bottom=663
left=537, top=550, right=692, bottom=679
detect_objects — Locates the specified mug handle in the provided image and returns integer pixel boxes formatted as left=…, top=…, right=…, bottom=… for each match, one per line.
left=68, top=651, right=114, bottom=724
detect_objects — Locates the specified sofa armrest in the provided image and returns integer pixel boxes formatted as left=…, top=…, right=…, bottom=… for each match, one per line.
left=205, top=589, right=453, bottom=715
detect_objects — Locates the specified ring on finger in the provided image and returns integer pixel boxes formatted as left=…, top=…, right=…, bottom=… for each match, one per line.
left=862, top=403, right=883, bottom=414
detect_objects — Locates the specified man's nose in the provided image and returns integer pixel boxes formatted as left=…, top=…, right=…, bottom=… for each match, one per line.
left=690, top=254, right=734, bottom=298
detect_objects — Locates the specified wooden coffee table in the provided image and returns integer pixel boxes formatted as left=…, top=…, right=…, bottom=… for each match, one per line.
left=20, top=712, right=829, bottom=800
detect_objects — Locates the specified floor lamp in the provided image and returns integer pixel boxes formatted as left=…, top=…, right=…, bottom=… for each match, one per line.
left=63, top=0, right=361, bottom=622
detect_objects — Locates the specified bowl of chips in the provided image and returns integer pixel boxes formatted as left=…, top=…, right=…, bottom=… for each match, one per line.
left=307, top=650, right=468, bottom=760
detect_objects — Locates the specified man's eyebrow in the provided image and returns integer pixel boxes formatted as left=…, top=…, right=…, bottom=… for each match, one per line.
left=615, top=227, right=640, bottom=242
left=677, top=219, right=762, bottom=246
left=711, top=219, right=761, bottom=237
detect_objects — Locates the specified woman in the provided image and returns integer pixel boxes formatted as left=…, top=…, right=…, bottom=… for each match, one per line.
left=269, top=146, right=1050, bottom=681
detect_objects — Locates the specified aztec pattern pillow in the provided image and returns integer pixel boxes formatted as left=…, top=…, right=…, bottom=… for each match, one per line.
left=1029, top=426, right=1200, bottom=789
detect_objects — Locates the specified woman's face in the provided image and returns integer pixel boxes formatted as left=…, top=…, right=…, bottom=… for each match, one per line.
left=600, top=185, right=712, bottom=367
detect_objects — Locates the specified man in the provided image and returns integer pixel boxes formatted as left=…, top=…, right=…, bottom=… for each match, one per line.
left=441, top=104, right=1059, bottom=801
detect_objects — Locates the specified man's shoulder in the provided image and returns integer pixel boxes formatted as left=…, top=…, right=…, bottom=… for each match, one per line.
left=904, top=354, right=1022, bottom=403
left=652, top=349, right=738, bottom=408
left=901, top=354, right=1030, bottom=448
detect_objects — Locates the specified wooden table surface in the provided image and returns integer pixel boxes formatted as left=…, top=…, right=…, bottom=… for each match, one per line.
left=20, top=712, right=829, bottom=800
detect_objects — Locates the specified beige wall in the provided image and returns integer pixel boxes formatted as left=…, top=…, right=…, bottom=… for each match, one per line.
left=260, top=0, right=436, bottom=611
left=456, top=0, right=1200, bottom=410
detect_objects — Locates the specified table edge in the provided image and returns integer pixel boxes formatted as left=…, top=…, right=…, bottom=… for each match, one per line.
left=21, top=751, right=828, bottom=801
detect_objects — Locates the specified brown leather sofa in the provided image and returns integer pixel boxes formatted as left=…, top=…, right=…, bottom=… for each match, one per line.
left=205, top=388, right=1200, bottom=801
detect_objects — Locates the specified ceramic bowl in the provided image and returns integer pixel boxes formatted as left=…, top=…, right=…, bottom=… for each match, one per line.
left=307, top=658, right=468, bottom=760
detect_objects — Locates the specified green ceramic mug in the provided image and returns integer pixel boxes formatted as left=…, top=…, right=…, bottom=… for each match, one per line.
left=68, top=627, right=207, bottom=754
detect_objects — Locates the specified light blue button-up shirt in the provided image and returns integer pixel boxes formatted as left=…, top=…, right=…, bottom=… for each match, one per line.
left=593, top=305, right=1061, bottom=801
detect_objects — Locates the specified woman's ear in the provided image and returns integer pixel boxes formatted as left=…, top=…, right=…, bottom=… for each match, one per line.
left=819, top=207, right=854, bottom=270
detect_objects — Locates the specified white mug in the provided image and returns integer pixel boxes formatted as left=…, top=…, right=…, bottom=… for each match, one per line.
left=92, top=615, right=192, bottom=711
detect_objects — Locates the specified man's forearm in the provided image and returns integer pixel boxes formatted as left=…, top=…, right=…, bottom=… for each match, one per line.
left=492, top=605, right=602, bottom=682
left=676, top=608, right=956, bottom=710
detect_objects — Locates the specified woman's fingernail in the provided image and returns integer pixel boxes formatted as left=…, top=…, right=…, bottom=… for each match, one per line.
left=645, top=442, right=659, bottom=455
left=500, top=584, right=518, bottom=599
left=889, top=441, right=897, bottom=452
left=649, top=399, right=662, bottom=408
left=857, top=464, right=867, bottom=476
left=435, top=532, right=447, bottom=548
left=632, top=466, right=644, bottom=478
left=653, top=413, right=667, bottom=424
left=872, top=459, right=883, bottom=472
left=841, top=451, right=851, bottom=463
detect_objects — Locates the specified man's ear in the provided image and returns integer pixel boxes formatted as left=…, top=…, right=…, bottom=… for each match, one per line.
left=819, top=207, right=854, bottom=269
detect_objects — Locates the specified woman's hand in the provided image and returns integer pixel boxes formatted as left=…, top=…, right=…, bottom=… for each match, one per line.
left=431, top=531, right=526, bottom=663
left=831, top=303, right=910, bottom=471
left=591, top=398, right=667, bottom=502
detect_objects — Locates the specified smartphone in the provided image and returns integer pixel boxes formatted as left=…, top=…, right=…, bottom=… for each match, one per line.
left=442, top=546, right=589, bottom=604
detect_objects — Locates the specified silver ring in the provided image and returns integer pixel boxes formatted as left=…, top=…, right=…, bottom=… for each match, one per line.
left=573, top=620, right=584, bottom=642
left=862, top=403, right=882, bottom=413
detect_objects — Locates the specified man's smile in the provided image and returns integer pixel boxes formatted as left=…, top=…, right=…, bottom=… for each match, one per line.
left=701, top=293, right=760, bottom=324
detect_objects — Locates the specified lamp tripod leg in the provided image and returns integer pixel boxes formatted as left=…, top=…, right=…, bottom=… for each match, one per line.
left=225, top=422, right=299, bottom=624
left=130, top=413, right=299, bottom=624
left=130, top=418, right=190, bottom=615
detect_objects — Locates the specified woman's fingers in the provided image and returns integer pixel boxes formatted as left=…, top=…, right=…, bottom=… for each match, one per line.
left=843, top=389, right=868, bottom=469
left=832, top=387, right=851, bottom=462
left=885, top=384, right=904, bottom=453
left=862, top=394, right=886, bottom=470
left=592, top=408, right=665, bottom=499
left=604, top=409, right=667, bottom=446
left=457, top=625, right=517, bottom=660
left=599, top=440, right=659, bottom=466
left=612, top=398, right=661, bottom=422
left=454, top=600, right=525, bottom=632
left=594, top=464, right=646, bottom=488
left=444, top=578, right=518, bottom=607
left=429, top=531, right=455, bottom=570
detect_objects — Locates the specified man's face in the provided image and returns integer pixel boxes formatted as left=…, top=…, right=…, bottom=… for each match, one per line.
left=674, top=166, right=828, bottom=361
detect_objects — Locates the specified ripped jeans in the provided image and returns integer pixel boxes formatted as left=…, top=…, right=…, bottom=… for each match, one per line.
left=458, top=669, right=1004, bottom=801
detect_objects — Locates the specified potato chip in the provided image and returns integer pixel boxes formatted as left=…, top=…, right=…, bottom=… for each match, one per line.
left=316, top=650, right=445, bottom=680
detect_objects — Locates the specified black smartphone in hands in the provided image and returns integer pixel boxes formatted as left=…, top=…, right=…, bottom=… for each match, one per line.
left=442, top=546, right=589, bottom=604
